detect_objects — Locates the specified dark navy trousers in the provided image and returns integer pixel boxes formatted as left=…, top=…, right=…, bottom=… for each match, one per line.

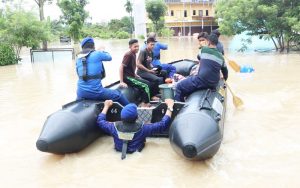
left=174, top=76, right=210, bottom=102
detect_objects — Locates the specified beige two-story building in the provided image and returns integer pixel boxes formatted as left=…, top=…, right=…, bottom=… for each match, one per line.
left=164, top=0, right=218, bottom=36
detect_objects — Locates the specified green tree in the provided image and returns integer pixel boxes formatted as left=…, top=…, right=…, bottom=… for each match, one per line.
left=58, top=0, right=89, bottom=43
left=50, top=19, right=68, bottom=37
left=1, top=9, right=50, bottom=59
left=216, top=0, right=300, bottom=52
left=146, top=0, right=167, bottom=33
left=124, top=0, right=134, bottom=35
left=33, top=0, right=53, bottom=50
left=108, top=17, right=132, bottom=34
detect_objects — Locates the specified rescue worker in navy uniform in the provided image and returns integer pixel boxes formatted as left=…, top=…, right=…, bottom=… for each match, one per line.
left=97, top=99, right=174, bottom=159
left=76, top=37, right=129, bottom=106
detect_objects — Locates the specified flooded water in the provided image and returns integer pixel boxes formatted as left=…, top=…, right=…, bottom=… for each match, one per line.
left=0, top=37, right=300, bottom=188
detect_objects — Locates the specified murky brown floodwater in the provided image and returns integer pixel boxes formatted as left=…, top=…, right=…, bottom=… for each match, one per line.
left=0, top=37, right=300, bottom=188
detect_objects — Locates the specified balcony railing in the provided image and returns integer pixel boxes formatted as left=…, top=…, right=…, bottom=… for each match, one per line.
left=165, top=0, right=215, bottom=4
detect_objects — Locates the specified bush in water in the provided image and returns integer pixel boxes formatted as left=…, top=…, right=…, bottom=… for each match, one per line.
left=116, top=31, right=130, bottom=39
left=0, top=43, right=18, bottom=66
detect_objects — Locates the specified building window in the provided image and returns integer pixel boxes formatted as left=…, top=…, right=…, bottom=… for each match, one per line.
left=193, top=10, right=196, bottom=16
left=171, top=10, right=174, bottom=16
left=199, top=10, right=203, bottom=16
left=206, top=10, right=209, bottom=16
left=184, top=10, right=187, bottom=17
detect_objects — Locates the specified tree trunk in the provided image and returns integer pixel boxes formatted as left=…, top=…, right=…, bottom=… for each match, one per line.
left=287, top=39, right=290, bottom=53
left=270, top=37, right=278, bottom=50
left=276, top=35, right=284, bottom=52
left=39, top=0, right=47, bottom=50
left=281, top=33, right=285, bottom=52
left=130, top=12, right=133, bottom=36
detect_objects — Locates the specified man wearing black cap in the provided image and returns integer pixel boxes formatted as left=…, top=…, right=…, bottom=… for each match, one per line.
left=212, top=29, right=225, bottom=55
left=97, top=99, right=174, bottom=159
left=76, top=37, right=129, bottom=106
left=174, top=34, right=228, bottom=102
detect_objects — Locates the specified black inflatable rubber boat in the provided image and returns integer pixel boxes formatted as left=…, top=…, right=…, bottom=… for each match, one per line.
left=36, top=59, right=227, bottom=160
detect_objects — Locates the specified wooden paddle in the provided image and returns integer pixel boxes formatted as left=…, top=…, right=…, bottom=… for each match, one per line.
left=224, top=56, right=241, bottom=72
left=225, top=81, right=244, bottom=108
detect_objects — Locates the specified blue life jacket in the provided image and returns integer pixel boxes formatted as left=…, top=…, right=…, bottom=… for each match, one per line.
left=115, top=121, right=143, bottom=160
left=76, top=49, right=106, bottom=81
left=76, top=49, right=111, bottom=94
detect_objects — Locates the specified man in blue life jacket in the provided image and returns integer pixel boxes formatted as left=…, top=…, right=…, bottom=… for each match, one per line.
left=76, top=37, right=129, bottom=106
left=212, top=29, right=224, bottom=55
left=97, top=99, right=174, bottom=160
left=147, top=32, right=177, bottom=78
left=174, top=34, right=228, bottom=102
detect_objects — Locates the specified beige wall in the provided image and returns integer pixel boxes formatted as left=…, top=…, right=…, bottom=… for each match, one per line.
left=165, top=3, right=215, bottom=23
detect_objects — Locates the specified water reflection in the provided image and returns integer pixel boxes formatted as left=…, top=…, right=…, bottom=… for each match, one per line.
left=228, top=32, right=275, bottom=53
left=0, top=37, right=300, bottom=187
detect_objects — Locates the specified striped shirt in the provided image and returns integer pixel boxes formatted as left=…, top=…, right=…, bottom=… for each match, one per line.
left=196, top=46, right=228, bottom=87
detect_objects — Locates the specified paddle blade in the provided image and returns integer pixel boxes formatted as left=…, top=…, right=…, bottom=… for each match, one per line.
left=228, top=60, right=241, bottom=72
left=233, top=96, right=244, bottom=108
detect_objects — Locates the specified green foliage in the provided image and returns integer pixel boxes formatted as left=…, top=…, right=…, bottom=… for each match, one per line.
left=116, top=31, right=130, bottom=39
left=146, top=0, right=167, bottom=32
left=159, top=27, right=174, bottom=37
left=58, top=0, right=89, bottom=43
left=81, top=16, right=132, bottom=40
left=108, top=17, right=132, bottom=34
left=124, top=0, right=133, bottom=13
left=50, top=20, right=67, bottom=37
left=216, top=0, right=300, bottom=52
left=0, top=9, right=50, bottom=59
left=0, top=43, right=18, bottom=66
left=138, top=35, right=145, bottom=40
left=124, top=0, right=134, bottom=34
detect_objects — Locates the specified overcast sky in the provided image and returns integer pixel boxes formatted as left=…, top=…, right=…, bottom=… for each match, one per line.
left=2, top=0, right=129, bottom=23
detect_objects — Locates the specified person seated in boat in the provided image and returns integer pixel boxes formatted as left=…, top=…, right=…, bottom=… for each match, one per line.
left=137, top=37, right=167, bottom=98
left=174, top=34, right=228, bottom=102
left=173, top=32, right=209, bottom=82
left=191, top=32, right=209, bottom=76
left=76, top=37, right=129, bottom=106
left=119, top=39, right=153, bottom=107
left=97, top=99, right=174, bottom=160
left=212, top=29, right=224, bottom=55
left=147, top=32, right=177, bottom=79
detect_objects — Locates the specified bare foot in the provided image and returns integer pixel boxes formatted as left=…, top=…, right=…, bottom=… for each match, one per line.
left=140, top=102, right=151, bottom=108
left=151, top=96, right=160, bottom=101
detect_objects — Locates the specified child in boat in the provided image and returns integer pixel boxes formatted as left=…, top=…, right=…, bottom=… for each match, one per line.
left=97, top=99, right=174, bottom=160
left=174, top=34, right=228, bottom=102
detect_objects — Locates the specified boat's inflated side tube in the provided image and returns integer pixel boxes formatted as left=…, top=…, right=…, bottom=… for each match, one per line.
left=108, top=84, right=142, bottom=105
left=171, top=59, right=197, bottom=76
left=169, top=82, right=226, bottom=160
left=36, top=100, right=101, bottom=154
